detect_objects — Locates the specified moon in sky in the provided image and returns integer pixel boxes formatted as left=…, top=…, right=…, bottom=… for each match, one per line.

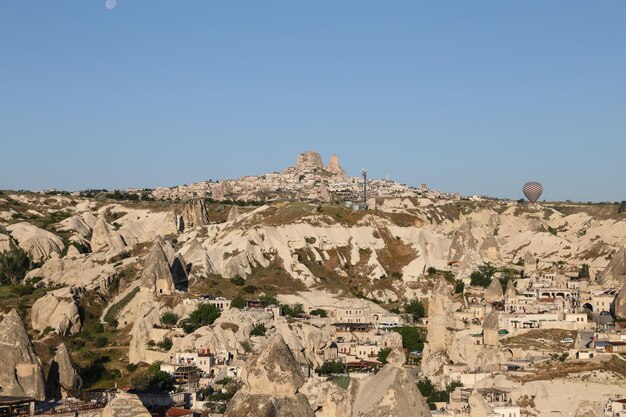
left=105, top=0, right=117, bottom=10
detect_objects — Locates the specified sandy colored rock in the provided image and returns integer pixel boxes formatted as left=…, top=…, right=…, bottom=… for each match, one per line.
left=613, top=284, right=626, bottom=318
left=598, top=246, right=626, bottom=287
left=484, top=278, right=504, bottom=304
left=294, top=151, right=324, bottom=173
left=140, top=239, right=176, bottom=295
left=227, top=205, right=240, bottom=222
left=326, top=154, right=347, bottom=177
left=0, top=309, right=45, bottom=400
left=91, top=215, right=126, bottom=253
left=480, top=236, right=501, bottom=262
left=101, top=393, right=152, bottom=417
left=449, top=224, right=479, bottom=263
left=46, top=343, right=82, bottom=400
left=31, top=287, right=82, bottom=335
left=66, top=244, right=81, bottom=258
left=242, top=335, right=306, bottom=396
left=505, top=279, right=517, bottom=299
left=425, top=277, right=454, bottom=353
left=347, top=347, right=432, bottom=417
left=523, top=251, right=537, bottom=275
left=6, top=222, right=64, bottom=262
left=468, top=390, right=497, bottom=417
left=0, top=233, right=14, bottom=253
left=179, top=199, right=209, bottom=230
left=572, top=402, right=604, bottom=417
left=180, top=239, right=215, bottom=275
left=482, top=310, right=499, bottom=346
left=225, top=335, right=315, bottom=417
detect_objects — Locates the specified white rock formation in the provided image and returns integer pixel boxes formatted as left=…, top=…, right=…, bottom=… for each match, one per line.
left=179, top=199, right=209, bottom=230
left=484, top=278, right=504, bottom=304
left=46, top=343, right=82, bottom=400
left=468, top=390, right=497, bottom=417
left=224, top=335, right=315, bottom=417
left=31, top=287, right=82, bottom=335
left=90, top=215, right=126, bottom=253
left=597, top=246, right=626, bottom=287
left=0, top=310, right=45, bottom=400
left=101, top=393, right=152, bottom=417
left=140, top=239, right=177, bottom=296
left=345, top=347, right=432, bottom=417
left=6, top=222, right=64, bottom=262
left=326, top=154, right=347, bottom=177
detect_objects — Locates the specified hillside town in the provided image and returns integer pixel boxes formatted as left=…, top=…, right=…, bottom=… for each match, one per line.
left=148, top=151, right=457, bottom=204
left=0, top=150, right=625, bottom=417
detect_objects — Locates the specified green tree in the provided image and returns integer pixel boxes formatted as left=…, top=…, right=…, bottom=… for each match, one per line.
left=454, top=280, right=465, bottom=294
left=316, top=361, right=345, bottom=375
left=259, top=294, right=279, bottom=306
left=231, top=295, right=246, bottom=309
left=157, top=337, right=173, bottom=351
left=377, top=347, right=392, bottom=364
left=230, top=275, right=245, bottom=286
left=417, top=378, right=463, bottom=410
left=250, top=323, right=266, bottom=337
left=405, top=300, right=425, bottom=320
left=186, top=303, right=221, bottom=333
left=0, top=246, right=32, bottom=285
left=131, top=362, right=175, bottom=392
left=391, top=327, right=427, bottom=352
left=160, top=311, right=179, bottom=327
left=578, top=264, right=590, bottom=279
left=95, top=336, right=108, bottom=348
left=282, top=303, right=304, bottom=317
left=310, top=308, right=328, bottom=318
left=470, top=271, right=491, bottom=288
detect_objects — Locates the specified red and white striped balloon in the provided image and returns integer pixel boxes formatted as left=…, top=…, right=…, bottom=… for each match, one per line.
left=523, top=182, right=543, bottom=204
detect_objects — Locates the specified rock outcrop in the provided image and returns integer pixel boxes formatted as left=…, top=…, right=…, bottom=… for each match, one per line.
left=613, top=284, right=626, bottom=318
left=180, top=239, right=215, bottom=275
left=421, top=278, right=454, bottom=381
left=91, top=215, right=126, bottom=253
left=224, top=335, right=315, bottom=417
left=179, top=199, right=210, bottom=230
left=346, top=347, right=432, bottom=417
left=0, top=233, right=14, bottom=253
left=294, top=151, right=324, bottom=173
left=598, top=246, right=626, bottom=287
left=31, top=287, right=82, bottom=335
left=326, top=154, right=347, bottom=177
left=101, top=393, right=152, bottom=417
left=140, top=238, right=187, bottom=295
left=227, top=205, right=240, bottom=222
left=0, top=310, right=45, bottom=400
left=6, top=222, right=64, bottom=262
left=449, top=224, right=479, bottom=263
left=468, top=390, right=497, bottom=417
left=46, top=343, right=82, bottom=400
left=484, top=278, right=504, bottom=304
left=572, top=402, right=605, bottom=417
left=424, top=277, right=454, bottom=353
left=523, top=251, right=537, bottom=275
left=505, top=279, right=517, bottom=299
left=482, top=310, right=499, bottom=346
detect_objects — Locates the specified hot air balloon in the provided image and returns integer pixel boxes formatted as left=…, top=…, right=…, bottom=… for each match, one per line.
left=523, top=182, right=543, bottom=204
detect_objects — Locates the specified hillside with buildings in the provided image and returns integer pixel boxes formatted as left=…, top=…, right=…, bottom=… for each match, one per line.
left=1, top=160, right=626, bottom=417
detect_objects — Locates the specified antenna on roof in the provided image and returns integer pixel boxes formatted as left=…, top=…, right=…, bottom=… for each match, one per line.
left=361, top=169, right=368, bottom=210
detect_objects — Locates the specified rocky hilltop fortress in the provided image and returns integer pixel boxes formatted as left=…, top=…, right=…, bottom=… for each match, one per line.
left=150, top=150, right=451, bottom=203
left=0, top=156, right=626, bottom=417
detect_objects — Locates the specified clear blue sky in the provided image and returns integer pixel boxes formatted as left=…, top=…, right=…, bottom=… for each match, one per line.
left=1, top=1, right=625, bottom=201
